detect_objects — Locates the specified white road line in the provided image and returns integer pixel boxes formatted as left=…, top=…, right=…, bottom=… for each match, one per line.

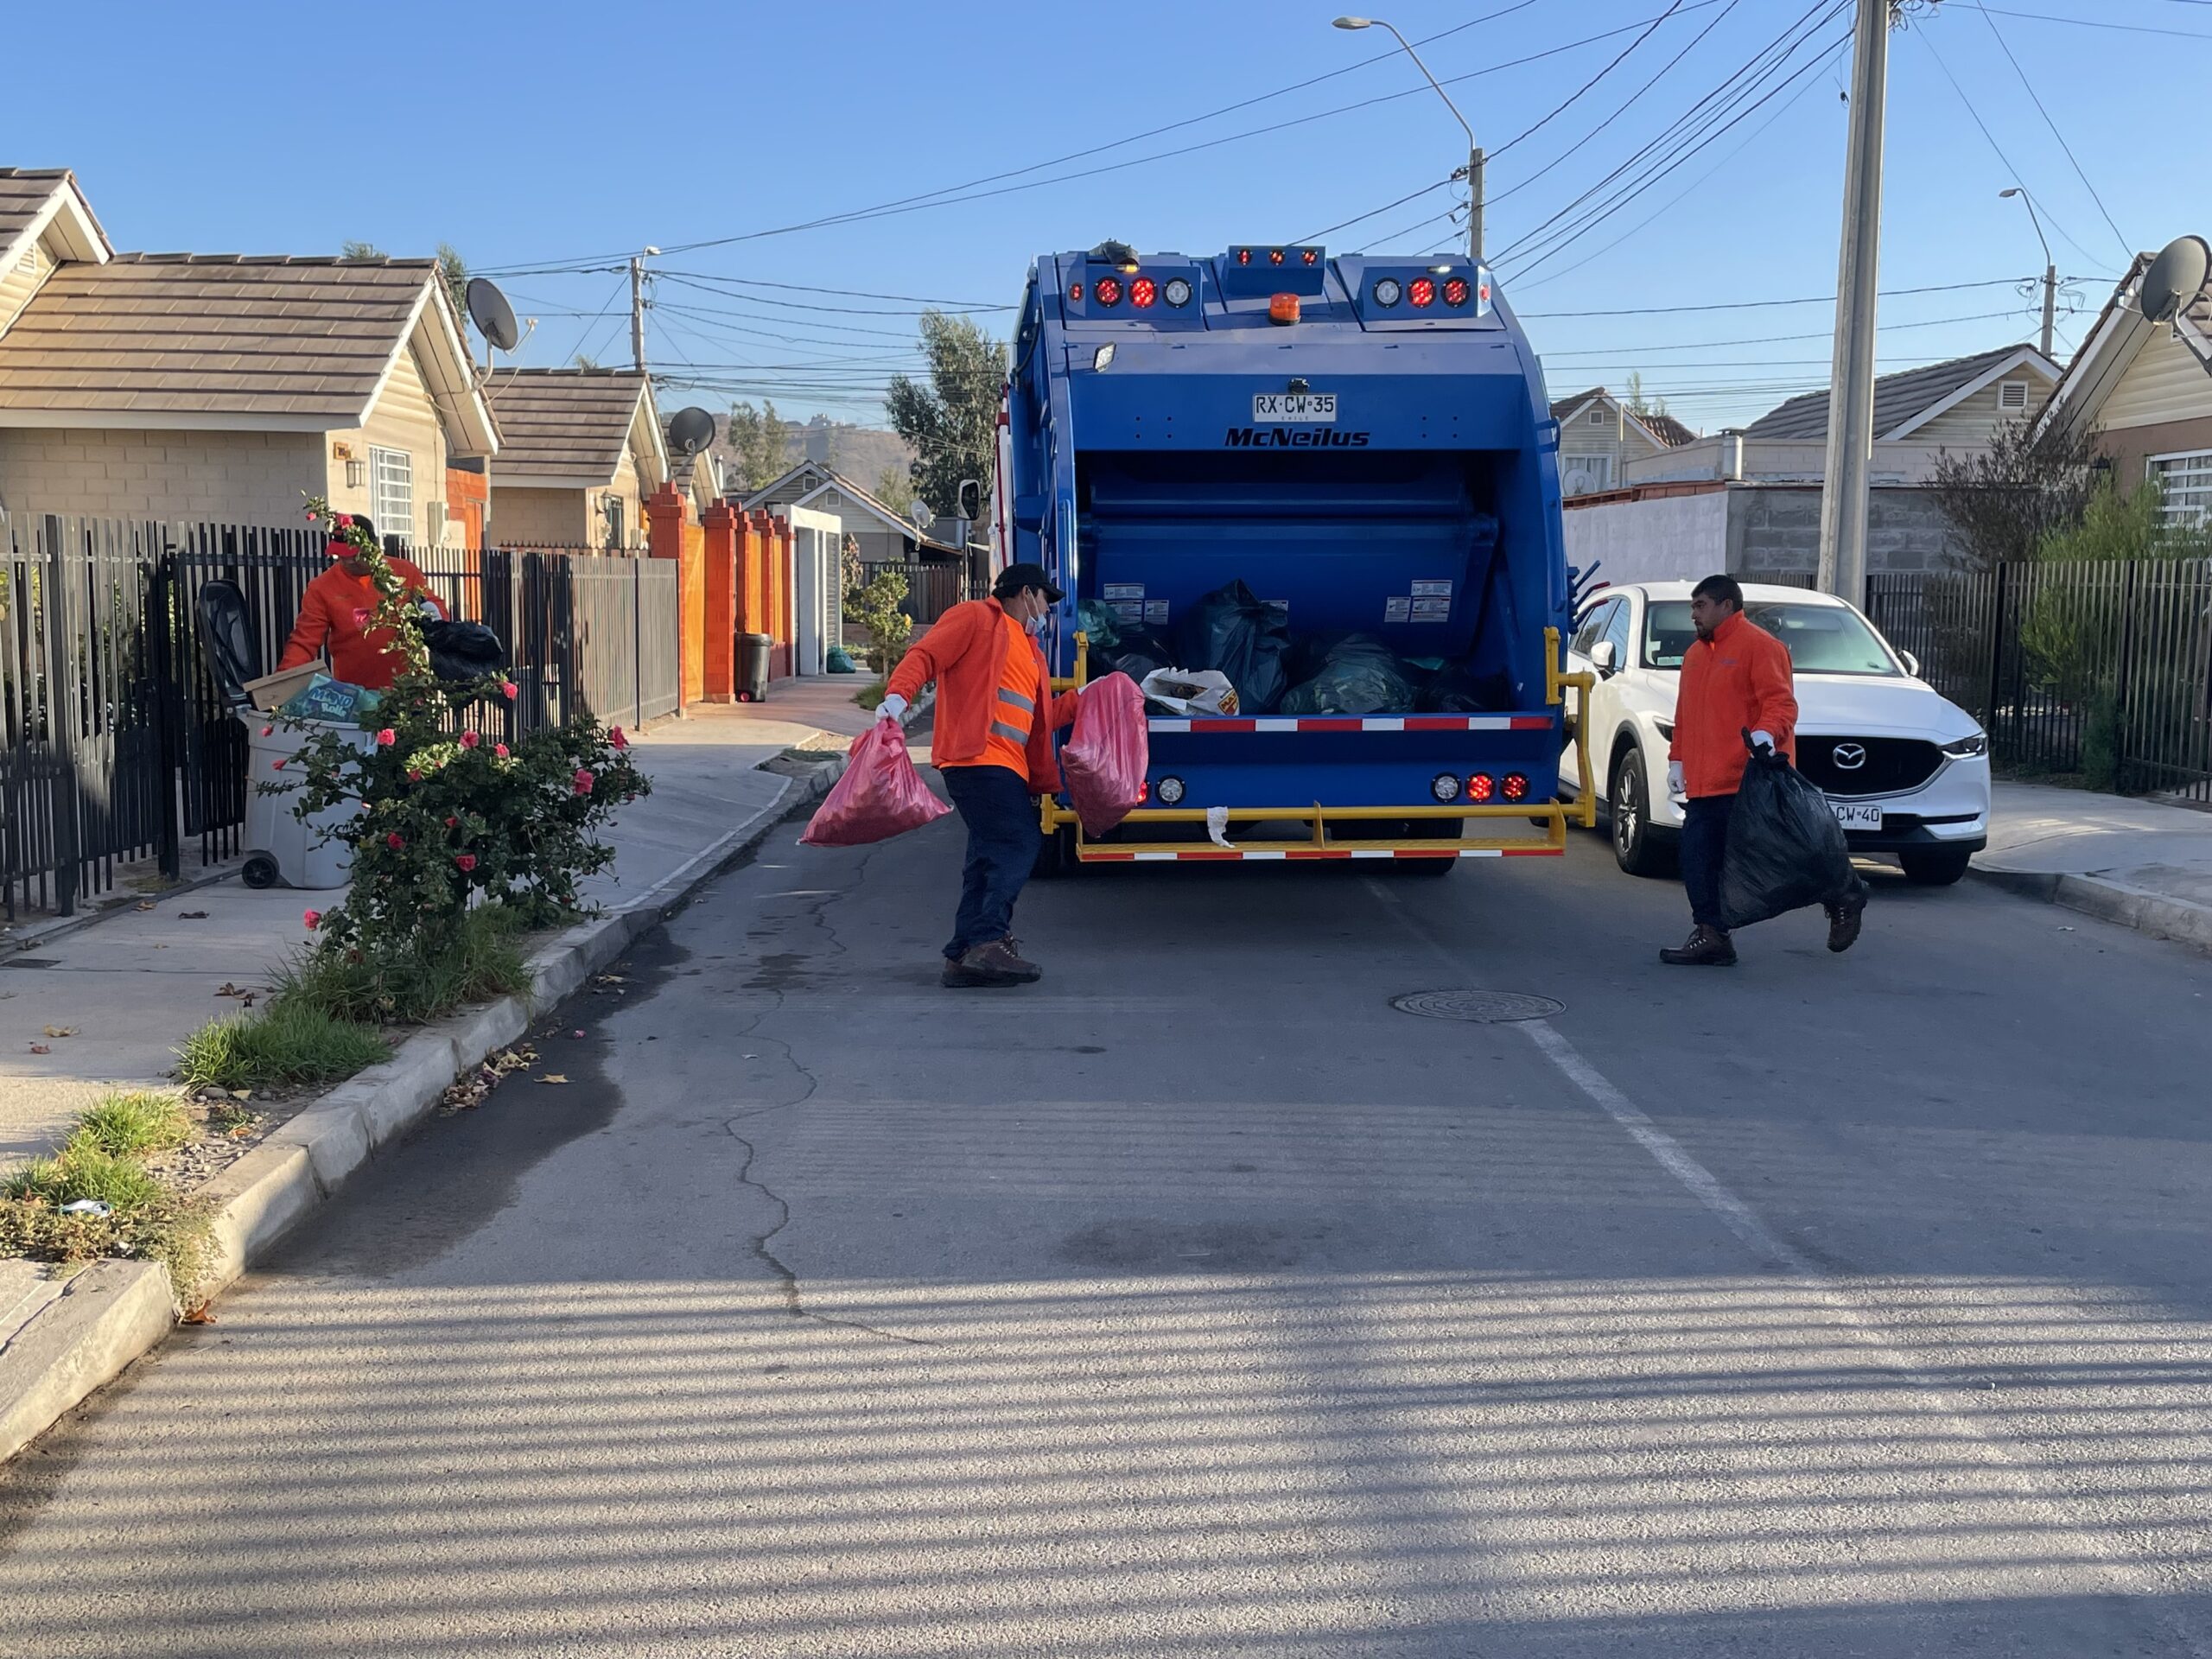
left=1517, top=1018, right=1808, bottom=1274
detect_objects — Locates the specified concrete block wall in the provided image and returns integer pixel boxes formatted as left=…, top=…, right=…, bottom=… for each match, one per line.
left=1730, top=486, right=1960, bottom=580
left=0, top=428, right=323, bottom=527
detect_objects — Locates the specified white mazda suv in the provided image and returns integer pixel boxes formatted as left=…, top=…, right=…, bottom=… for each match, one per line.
left=1562, top=582, right=1992, bottom=885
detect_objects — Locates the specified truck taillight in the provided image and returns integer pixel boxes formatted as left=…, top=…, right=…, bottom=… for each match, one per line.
left=1409, top=278, right=1435, bottom=308
left=1444, top=278, right=1469, bottom=307
left=1503, top=772, right=1529, bottom=802
left=1131, top=277, right=1156, bottom=308
left=1068, top=283, right=1084, bottom=302
left=1095, top=277, right=1122, bottom=308
left=1467, top=773, right=1495, bottom=803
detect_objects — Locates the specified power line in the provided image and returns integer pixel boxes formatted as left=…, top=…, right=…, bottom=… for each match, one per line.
left=1300, top=176, right=1459, bottom=245
left=1491, top=0, right=1690, bottom=161
left=1517, top=275, right=2044, bottom=318
left=1533, top=304, right=2043, bottom=357
left=1971, top=6, right=2133, bottom=263
left=1967, top=3, right=2212, bottom=39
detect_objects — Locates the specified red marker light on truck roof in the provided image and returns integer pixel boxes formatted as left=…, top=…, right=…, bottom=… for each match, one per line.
left=1268, top=249, right=1286, bottom=265
left=1269, top=293, right=1300, bottom=326
left=1131, top=276, right=1156, bottom=308
left=1094, top=277, right=1122, bottom=308
left=1302, top=248, right=1319, bottom=265
left=1444, top=278, right=1469, bottom=308
left=1236, top=249, right=1252, bottom=265
left=1409, top=278, right=1435, bottom=308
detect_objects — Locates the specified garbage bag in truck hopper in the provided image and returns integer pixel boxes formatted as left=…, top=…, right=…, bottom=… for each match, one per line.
left=1180, top=581, right=1289, bottom=715
left=1278, top=634, right=1416, bottom=716
left=1416, top=663, right=1514, bottom=714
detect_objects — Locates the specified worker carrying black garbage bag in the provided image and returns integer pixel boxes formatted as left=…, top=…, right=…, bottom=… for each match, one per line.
left=1660, top=574, right=1866, bottom=967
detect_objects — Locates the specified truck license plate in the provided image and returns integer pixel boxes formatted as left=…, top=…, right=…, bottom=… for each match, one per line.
left=1831, top=802, right=1883, bottom=830
left=1253, top=393, right=1336, bottom=423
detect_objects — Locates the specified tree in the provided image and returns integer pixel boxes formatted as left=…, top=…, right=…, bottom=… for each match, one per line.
left=871, top=467, right=917, bottom=519
left=1927, top=417, right=2099, bottom=571
left=573, top=352, right=603, bottom=371
left=1624, top=371, right=1668, bottom=417
left=887, top=311, right=1008, bottom=523
left=436, top=244, right=470, bottom=326
left=724, top=400, right=793, bottom=491
left=841, top=535, right=912, bottom=673
left=340, top=240, right=385, bottom=260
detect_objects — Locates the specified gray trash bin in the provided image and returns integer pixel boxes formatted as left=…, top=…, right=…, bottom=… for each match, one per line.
left=238, top=716, right=375, bottom=890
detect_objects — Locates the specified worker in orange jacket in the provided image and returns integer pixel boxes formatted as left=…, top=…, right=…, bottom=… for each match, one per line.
left=878, top=563, right=1078, bottom=988
left=1662, top=574, right=1863, bottom=965
left=277, top=515, right=448, bottom=690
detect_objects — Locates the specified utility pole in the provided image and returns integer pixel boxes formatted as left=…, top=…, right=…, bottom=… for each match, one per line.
left=1816, top=0, right=1891, bottom=607
left=629, top=245, right=660, bottom=375
left=1467, top=145, right=1485, bottom=264
left=2001, top=189, right=2057, bottom=358
left=1332, top=17, right=1484, bottom=262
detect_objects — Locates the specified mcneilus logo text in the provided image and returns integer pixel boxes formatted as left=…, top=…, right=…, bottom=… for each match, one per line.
left=1222, top=427, right=1373, bottom=448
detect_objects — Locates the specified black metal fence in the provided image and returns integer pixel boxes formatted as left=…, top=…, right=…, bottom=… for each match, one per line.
left=1866, top=558, right=2212, bottom=803
left=2, top=514, right=684, bottom=920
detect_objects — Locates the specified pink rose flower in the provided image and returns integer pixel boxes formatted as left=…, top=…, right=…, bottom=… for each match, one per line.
left=385, top=832, right=404, bottom=850
left=407, top=768, right=423, bottom=781
left=260, top=725, right=273, bottom=737
left=572, top=768, right=595, bottom=796
left=376, top=728, right=396, bottom=747
left=454, top=854, right=478, bottom=873
left=333, top=514, right=353, bottom=529
left=444, top=816, right=458, bottom=828
left=608, top=727, right=628, bottom=750
left=494, top=743, right=510, bottom=760
left=302, top=909, right=321, bottom=931
left=502, top=681, right=518, bottom=700
left=270, top=758, right=285, bottom=772
left=460, top=731, right=480, bottom=750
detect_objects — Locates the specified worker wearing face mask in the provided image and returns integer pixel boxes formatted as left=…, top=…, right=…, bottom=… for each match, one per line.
left=878, top=563, right=1078, bottom=988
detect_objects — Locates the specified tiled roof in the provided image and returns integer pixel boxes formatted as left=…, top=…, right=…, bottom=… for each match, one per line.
left=0, top=253, right=435, bottom=421
left=1549, top=387, right=1605, bottom=422
left=1642, top=410, right=1697, bottom=448
left=1744, top=344, right=2044, bottom=442
left=483, top=368, right=651, bottom=485
left=0, top=168, right=72, bottom=249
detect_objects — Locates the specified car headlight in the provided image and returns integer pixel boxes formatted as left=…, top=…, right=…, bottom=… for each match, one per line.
left=1940, top=733, right=1988, bottom=760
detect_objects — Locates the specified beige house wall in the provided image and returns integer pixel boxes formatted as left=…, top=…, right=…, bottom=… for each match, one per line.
left=0, top=427, right=322, bottom=525
left=1906, top=372, right=2055, bottom=445
left=489, top=485, right=589, bottom=548
left=1557, top=400, right=1668, bottom=495
left=606, top=448, right=643, bottom=550
left=0, top=234, right=56, bottom=335
left=323, top=343, right=447, bottom=548
left=2099, top=326, right=2212, bottom=431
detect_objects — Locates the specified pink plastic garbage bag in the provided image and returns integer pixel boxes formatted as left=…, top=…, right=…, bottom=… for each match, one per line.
left=801, top=720, right=951, bottom=847
left=1060, top=671, right=1149, bottom=838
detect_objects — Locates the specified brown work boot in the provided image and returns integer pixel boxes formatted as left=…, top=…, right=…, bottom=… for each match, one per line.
left=1825, top=892, right=1866, bottom=955
left=941, top=939, right=1041, bottom=988
left=1660, top=925, right=1738, bottom=967
left=1000, top=938, right=1040, bottom=976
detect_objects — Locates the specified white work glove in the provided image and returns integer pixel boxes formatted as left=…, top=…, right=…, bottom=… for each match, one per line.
left=876, top=693, right=909, bottom=724
left=1749, top=729, right=1776, bottom=758
left=1666, top=760, right=1686, bottom=799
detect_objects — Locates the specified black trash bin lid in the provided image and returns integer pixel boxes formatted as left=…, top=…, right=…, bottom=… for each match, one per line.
left=194, top=580, right=260, bottom=709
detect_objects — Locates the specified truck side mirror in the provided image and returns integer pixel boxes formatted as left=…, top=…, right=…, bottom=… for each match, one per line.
left=1590, top=639, right=1618, bottom=675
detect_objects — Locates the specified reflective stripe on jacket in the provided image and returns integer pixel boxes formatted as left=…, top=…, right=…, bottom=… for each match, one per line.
left=885, top=598, right=1079, bottom=793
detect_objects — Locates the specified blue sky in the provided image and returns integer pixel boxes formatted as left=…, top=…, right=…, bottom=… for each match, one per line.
left=8, top=1, right=2198, bottom=434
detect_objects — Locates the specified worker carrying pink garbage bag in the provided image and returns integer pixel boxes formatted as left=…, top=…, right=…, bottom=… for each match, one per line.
left=874, top=563, right=1081, bottom=989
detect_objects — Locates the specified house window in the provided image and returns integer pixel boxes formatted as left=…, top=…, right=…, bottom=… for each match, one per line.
left=1588, top=408, right=1608, bottom=425
left=604, top=495, right=626, bottom=550
left=2148, top=450, right=2212, bottom=527
left=1999, top=379, right=2030, bottom=413
left=369, top=447, right=413, bottom=547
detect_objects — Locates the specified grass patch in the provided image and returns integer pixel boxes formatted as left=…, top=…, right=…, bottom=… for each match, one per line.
left=176, top=998, right=390, bottom=1093
left=1, top=1090, right=219, bottom=1294
left=72, top=1090, right=192, bottom=1159
left=855, top=680, right=888, bottom=712
left=272, top=904, right=531, bottom=1027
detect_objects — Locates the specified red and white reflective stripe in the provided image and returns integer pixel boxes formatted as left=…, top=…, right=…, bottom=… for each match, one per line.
left=1147, top=715, right=1554, bottom=734
left=1082, top=846, right=1563, bottom=862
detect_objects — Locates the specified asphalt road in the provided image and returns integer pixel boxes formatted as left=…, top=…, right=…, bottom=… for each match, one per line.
left=3, top=788, right=2209, bottom=1658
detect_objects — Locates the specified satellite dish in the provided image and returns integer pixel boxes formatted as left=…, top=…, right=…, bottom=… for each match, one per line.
left=909, top=499, right=935, bottom=531
left=467, top=278, right=521, bottom=353
left=2139, top=235, right=2209, bottom=325
left=668, top=406, right=715, bottom=457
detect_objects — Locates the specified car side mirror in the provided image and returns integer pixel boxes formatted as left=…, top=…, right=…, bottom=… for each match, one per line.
left=1901, top=649, right=1922, bottom=677
left=1590, top=639, right=1618, bottom=675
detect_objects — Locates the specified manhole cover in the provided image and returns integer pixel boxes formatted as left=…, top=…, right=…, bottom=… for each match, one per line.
left=1391, top=989, right=1563, bottom=1023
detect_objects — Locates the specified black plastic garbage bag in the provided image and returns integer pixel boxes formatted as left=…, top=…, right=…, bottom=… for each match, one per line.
left=1720, top=750, right=1867, bottom=929
left=1280, top=634, right=1414, bottom=715
left=1077, top=599, right=1123, bottom=652
left=1180, top=581, right=1290, bottom=715
left=1416, top=663, right=1512, bottom=714
left=1091, top=620, right=1173, bottom=685
left=423, top=619, right=506, bottom=683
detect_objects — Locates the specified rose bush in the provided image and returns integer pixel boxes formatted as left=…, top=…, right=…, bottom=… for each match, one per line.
left=283, top=500, right=648, bottom=970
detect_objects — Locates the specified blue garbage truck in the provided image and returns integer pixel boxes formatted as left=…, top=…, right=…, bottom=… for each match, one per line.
left=994, top=240, right=1594, bottom=871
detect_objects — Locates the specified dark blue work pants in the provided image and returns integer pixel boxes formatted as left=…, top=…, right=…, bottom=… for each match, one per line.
left=941, top=765, right=1041, bottom=960
left=1680, top=793, right=1732, bottom=931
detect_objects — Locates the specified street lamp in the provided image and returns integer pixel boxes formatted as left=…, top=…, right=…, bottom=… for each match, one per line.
left=1999, top=188, right=2056, bottom=358
left=1332, top=16, right=1484, bottom=262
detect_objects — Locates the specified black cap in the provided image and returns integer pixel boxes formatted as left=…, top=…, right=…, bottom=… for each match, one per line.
left=992, top=562, right=1065, bottom=603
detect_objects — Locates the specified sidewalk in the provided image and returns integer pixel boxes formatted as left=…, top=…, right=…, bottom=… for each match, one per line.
left=0, top=677, right=876, bottom=1173
left=1975, top=781, right=2212, bottom=951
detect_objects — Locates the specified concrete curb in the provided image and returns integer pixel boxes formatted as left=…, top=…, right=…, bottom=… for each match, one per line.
left=0, top=734, right=863, bottom=1465
left=1971, top=863, right=2212, bottom=954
